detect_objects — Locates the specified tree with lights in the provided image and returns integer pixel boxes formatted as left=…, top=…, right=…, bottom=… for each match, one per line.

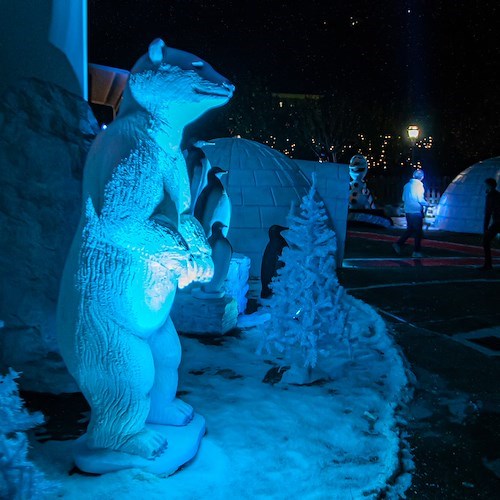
left=260, top=176, right=350, bottom=382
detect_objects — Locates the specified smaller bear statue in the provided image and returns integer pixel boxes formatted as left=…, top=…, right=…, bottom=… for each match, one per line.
left=57, top=38, right=234, bottom=474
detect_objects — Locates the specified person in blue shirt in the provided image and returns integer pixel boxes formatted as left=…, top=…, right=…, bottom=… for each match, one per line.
left=482, top=177, right=500, bottom=270
left=392, top=169, right=430, bottom=258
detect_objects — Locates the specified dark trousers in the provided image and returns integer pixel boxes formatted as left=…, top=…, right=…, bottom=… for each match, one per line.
left=398, top=212, right=424, bottom=251
left=483, top=223, right=500, bottom=267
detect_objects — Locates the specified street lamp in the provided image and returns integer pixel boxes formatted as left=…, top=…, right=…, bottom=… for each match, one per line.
left=407, top=125, right=420, bottom=167
left=407, top=125, right=420, bottom=140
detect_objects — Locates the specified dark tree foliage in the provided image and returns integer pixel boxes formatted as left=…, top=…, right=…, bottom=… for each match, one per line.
left=184, top=72, right=499, bottom=180
left=183, top=72, right=275, bottom=146
left=184, top=80, right=370, bottom=163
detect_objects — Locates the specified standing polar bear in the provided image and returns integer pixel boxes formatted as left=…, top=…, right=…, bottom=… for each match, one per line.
left=57, top=38, right=234, bottom=463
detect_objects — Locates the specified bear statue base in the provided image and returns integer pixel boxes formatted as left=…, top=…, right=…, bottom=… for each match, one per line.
left=73, top=414, right=206, bottom=475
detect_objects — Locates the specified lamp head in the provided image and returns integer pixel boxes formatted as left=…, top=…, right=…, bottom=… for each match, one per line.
left=407, top=125, right=420, bottom=140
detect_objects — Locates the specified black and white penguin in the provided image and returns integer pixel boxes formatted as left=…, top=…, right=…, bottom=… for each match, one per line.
left=183, top=140, right=213, bottom=215
left=260, top=224, right=288, bottom=299
left=202, top=221, right=233, bottom=295
left=194, top=166, right=231, bottom=237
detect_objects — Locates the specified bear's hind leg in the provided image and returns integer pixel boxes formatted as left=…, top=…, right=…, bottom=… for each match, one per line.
left=80, top=328, right=168, bottom=459
left=147, top=317, right=194, bottom=426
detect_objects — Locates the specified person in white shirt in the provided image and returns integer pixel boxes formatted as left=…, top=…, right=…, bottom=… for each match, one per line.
left=393, top=169, right=430, bottom=258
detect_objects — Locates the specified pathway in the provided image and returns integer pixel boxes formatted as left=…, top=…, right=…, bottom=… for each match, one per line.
left=340, top=226, right=500, bottom=498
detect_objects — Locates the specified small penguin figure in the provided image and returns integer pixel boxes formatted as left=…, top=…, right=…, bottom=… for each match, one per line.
left=194, top=166, right=231, bottom=237
left=202, top=221, right=233, bottom=295
left=183, top=140, right=214, bottom=215
left=260, top=225, right=288, bottom=299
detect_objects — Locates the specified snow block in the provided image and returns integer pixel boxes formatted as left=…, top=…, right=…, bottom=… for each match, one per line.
left=172, top=293, right=238, bottom=335
left=224, top=253, right=251, bottom=314
left=73, top=414, right=206, bottom=475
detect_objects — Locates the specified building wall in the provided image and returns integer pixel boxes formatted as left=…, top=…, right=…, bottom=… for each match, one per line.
left=0, top=0, right=87, bottom=99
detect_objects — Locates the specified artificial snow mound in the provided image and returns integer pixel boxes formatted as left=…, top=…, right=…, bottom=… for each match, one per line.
left=433, top=157, right=500, bottom=233
left=30, top=296, right=412, bottom=498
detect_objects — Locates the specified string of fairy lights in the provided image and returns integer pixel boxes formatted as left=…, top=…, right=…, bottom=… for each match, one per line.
left=262, top=132, right=433, bottom=168
left=238, top=97, right=433, bottom=168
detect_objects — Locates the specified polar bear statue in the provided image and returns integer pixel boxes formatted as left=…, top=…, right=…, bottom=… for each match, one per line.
left=56, top=38, right=234, bottom=472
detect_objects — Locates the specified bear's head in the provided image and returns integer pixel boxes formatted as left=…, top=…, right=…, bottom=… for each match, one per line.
left=121, top=38, right=235, bottom=127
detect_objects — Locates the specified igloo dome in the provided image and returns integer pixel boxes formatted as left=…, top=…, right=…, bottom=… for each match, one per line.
left=201, top=138, right=311, bottom=275
left=434, top=157, right=500, bottom=233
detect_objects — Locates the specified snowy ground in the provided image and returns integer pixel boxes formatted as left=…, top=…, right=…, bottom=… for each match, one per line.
left=29, top=296, right=412, bottom=499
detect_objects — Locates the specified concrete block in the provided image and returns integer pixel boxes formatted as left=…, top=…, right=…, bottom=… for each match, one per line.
left=230, top=206, right=261, bottom=229
left=172, top=293, right=238, bottom=335
left=245, top=251, right=263, bottom=277
left=242, top=186, right=274, bottom=206
left=254, top=169, right=282, bottom=186
left=275, top=169, right=298, bottom=187
left=226, top=186, right=243, bottom=206
left=270, top=186, right=301, bottom=206
left=227, top=227, right=267, bottom=254
left=260, top=206, right=290, bottom=229
left=228, top=170, right=255, bottom=187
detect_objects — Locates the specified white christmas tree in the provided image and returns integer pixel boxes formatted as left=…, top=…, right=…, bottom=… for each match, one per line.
left=0, top=369, right=55, bottom=499
left=260, top=175, right=350, bottom=379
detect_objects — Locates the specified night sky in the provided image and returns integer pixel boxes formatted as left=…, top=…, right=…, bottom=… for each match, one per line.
left=89, top=0, right=500, bottom=172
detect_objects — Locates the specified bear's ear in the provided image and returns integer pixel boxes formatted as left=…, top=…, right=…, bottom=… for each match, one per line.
left=148, top=38, right=166, bottom=65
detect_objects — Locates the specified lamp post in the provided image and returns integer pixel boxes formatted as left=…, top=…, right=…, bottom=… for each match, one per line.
left=407, top=125, right=420, bottom=167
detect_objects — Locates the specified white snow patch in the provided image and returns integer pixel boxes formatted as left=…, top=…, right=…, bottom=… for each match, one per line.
left=237, top=310, right=271, bottom=328
left=30, top=297, right=411, bottom=499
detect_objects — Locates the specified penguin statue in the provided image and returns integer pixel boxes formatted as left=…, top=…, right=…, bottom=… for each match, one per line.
left=199, top=221, right=233, bottom=297
left=183, top=140, right=214, bottom=215
left=194, top=166, right=231, bottom=238
left=260, top=225, right=288, bottom=299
